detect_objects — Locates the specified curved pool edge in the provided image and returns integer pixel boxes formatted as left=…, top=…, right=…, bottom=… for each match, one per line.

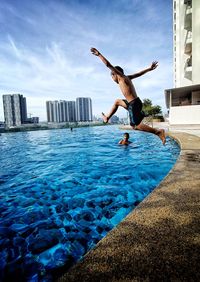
left=56, top=132, right=200, bottom=282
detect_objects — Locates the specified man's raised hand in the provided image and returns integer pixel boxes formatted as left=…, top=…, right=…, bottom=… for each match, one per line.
left=150, top=61, right=158, bottom=70
left=91, top=47, right=100, bottom=56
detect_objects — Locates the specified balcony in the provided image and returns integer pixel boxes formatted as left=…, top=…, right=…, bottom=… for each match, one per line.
left=184, top=31, right=192, bottom=55
left=184, top=56, right=192, bottom=80
left=184, top=4, right=192, bottom=31
left=184, top=0, right=192, bottom=6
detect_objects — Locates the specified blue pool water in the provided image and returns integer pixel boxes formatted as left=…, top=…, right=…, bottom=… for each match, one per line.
left=0, top=125, right=180, bottom=281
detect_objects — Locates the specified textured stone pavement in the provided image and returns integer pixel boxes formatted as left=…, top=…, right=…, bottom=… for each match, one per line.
left=56, top=131, right=200, bottom=282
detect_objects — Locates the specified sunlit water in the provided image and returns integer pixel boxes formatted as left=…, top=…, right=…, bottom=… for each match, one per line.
left=0, top=125, right=180, bottom=281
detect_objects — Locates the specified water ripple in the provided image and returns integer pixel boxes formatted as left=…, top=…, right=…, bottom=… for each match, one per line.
left=0, top=126, right=180, bottom=281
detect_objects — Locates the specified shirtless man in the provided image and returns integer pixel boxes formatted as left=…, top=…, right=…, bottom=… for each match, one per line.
left=90, top=47, right=166, bottom=145
left=119, top=132, right=132, bottom=145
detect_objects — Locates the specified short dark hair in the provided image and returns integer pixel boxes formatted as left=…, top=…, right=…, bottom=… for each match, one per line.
left=124, top=132, right=129, bottom=138
left=115, top=66, right=124, bottom=74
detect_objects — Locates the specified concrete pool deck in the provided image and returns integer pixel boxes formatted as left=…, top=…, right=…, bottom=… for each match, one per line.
left=57, top=125, right=200, bottom=282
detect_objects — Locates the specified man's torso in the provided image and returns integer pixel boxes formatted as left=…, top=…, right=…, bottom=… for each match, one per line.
left=118, top=76, right=137, bottom=102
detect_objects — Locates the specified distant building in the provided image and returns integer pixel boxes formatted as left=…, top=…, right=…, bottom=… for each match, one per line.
left=32, top=117, right=39, bottom=123
left=46, top=101, right=52, bottom=122
left=58, top=101, right=66, bottom=122
left=110, top=115, right=119, bottom=124
left=76, top=97, right=93, bottom=122
left=0, top=121, right=5, bottom=128
left=165, top=0, right=200, bottom=125
left=46, top=100, right=76, bottom=123
left=46, top=101, right=59, bottom=122
left=119, top=117, right=129, bottom=125
left=67, top=101, right=76, bottom=122
left=3, top=94, right=27, bottom=127
left=26, top=117, right=39, bottom=124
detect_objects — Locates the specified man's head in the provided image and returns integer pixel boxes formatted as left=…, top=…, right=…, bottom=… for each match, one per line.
left=115, top=66, right=124, bottom=74
left=111, top=66, right=124, bottom=83
left=124, top=132, right=129, bottom=140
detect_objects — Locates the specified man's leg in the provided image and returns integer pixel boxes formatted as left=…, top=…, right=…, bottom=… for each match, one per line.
left=135, top=122, right=166, bottom=145
left=102, top=99, right=128, bottom=123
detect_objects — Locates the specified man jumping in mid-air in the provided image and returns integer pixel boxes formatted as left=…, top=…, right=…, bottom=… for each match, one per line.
left=90, top=47, right=166, bottom=145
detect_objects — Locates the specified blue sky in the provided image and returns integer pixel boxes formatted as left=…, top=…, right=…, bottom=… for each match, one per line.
left=0, top=0, right=172, bottom=121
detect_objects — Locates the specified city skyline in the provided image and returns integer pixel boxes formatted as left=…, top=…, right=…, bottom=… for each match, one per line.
left=0, top=0, right=172, bottom=121
left=46, top=97, right=93, bottom=123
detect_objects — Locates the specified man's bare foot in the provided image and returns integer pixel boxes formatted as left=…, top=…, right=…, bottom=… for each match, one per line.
left=157, top=129, right=166, bottom=145
left=102, top=112, right=109, bottom=123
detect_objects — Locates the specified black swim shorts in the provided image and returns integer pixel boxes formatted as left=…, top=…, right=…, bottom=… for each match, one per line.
left=123, top=97, right=145, bottom=126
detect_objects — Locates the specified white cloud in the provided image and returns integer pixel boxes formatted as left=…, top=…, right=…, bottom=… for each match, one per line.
left=0, top=0, right=172, bottom=121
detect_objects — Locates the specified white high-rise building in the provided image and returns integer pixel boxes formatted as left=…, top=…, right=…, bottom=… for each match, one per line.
left=58, top=101, right=76, bottom=122
left=173, top=0, right=200, bottom=86
left=165, top=0, right=200, bottom=125
left=46, top=101, right=53, bottom=122
left=46, top=101, right=60, bottom=122
left=46, top=100, right=76, bottom=123
left=76, top=97, right=93, bottom=122
left=3, top=94, right=27, bottom=127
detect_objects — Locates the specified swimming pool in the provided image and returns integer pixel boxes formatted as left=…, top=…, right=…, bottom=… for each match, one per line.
left=0, top=125, right=180, bottom=281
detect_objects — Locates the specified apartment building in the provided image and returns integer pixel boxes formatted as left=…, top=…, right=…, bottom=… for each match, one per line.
left=67, top=101, right=76, bottom=122
left=3, top=94, right=27, bottom=127
left=59, top=101, right=76, bottom=122
left=76, top=97, right=93, bottom=122
left=46, top=99, right=88, bottom=123
left=46, top=101, right=59, bottom=122
left=165, top=0, right=200, bottom=124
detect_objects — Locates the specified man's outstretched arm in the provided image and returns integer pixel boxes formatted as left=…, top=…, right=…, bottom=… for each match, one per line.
left=128, top=61, right=158, bottom=80
left=90, top=47, right=123, bottom=75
